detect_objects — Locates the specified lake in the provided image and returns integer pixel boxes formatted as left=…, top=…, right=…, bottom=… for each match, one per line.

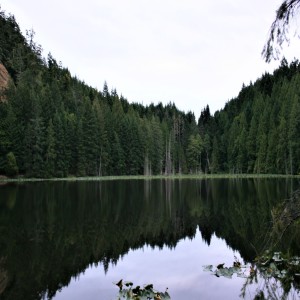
left=0, top=178, right=299, bottom=299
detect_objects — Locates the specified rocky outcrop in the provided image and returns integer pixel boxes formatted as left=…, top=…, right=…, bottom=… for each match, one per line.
left=0, top=63, right=10, bottom=101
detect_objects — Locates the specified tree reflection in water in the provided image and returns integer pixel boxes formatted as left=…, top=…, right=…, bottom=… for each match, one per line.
left=0, top=178, right=299, bottom=299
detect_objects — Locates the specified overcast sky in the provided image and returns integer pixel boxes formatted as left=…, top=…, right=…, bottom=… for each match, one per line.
left=1, top=0, right=300, bottom=118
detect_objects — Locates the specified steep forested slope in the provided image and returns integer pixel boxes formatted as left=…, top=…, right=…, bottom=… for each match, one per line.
left=0, top=9, right=199, bottom=177
left=200, top=59, right=300, bottom=175
left=0, top=9, right=299, bottom=177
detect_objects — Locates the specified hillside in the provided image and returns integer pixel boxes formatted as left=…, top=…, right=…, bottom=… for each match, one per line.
left=0, top=9, right=198, bottom=177
left=199, top=59, right=300, bottom=174
left=0, top=8, right=299, bottom=177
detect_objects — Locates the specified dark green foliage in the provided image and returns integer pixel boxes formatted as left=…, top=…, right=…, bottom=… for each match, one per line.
left=45, top=119, right=56, bottom=177
left=0, top=7, right=200, bottom=178
left=82, top=98, right=99, bottom=175
left=111, top=132, right=125, bottom=175
left=0, top=9, right=300, bottom=177
left=52, top=111, right=67, bottom=177
left=186, top=134, right=203, bottom=173
left=200, top=59, right=300, bottom=175
left=24, top=116, right=45, bottom=177
left=0, top=103, right=11, bottom=171
left=76, top=119, right=86, bottom=177
left=5, top=151, right=18, bottom=176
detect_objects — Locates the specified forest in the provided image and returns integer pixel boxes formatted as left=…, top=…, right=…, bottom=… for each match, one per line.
left=0, top=9, right=299, bottom=178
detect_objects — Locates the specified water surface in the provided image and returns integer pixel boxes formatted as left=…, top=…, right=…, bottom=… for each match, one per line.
left=0, top=178, right=299, bottom=299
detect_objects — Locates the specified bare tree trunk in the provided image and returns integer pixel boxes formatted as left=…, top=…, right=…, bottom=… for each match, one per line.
left=165, top=136, right=172, bottom=175
left=289, top=146, right=293, bottom=175
left=98, top=154, right=102, bottom=176
left=144, top=154, right=150, bottom=176
left=206, top=151, right=210, bottom=173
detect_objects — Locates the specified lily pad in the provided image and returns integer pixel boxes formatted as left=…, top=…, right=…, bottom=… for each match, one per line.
left=202, top=265, right=213, bottom=272
left=216, top=267, right=233, bottom=279
left=114, top=280, right=170, bottom=300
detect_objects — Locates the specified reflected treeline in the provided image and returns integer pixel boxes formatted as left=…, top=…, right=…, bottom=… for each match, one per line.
left=0, top=178, right=299, bottom=299
left=197, top=179, right=300, bottom=259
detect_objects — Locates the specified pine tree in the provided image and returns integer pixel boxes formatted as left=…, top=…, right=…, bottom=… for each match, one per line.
left=247, top=115, right=258, bottom=173
left=276, top=117, right=288, bottom=174
left=64, top=113, right=77, bottom=175
left=93, top=100, right=109, bottom=176
left=150, top=117, right=163, bottom=175
left=186, top=134, right=203, bottom=173
left=76, top=119, right=86, bottom=177
left=53, top=111, right=66, bottom=177
left=235, top=113, right=248, bottom=173
left=82, top=98, right=98, bottom=175
left=111, top=132, right=125, bottom=175
left=141, top=118, right=152, bottom=176
left=265, top=123, right=278, bottom=174
left=211, top=137, right=220, bottom=173
left=203, top=133, right=211, bottom=173
left=24, top=116, right=45, bottom=177
left=45, top=119, right=56, bottom=177
left=255, top=102, right=270, bottom=173
left=288, top=95, right=300, bottom=174
left=227, top=116, right=240, bottom=173
left=0, top=103, right=11, bottom=172
left=5, top=151, right=18, bottom=176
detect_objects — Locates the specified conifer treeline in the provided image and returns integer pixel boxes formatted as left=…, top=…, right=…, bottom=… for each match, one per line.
left=0, top=10, right=199, bottom=177
left=0, top=9, right=299, bottom=177
left=203, top=59, right=300, bottom=175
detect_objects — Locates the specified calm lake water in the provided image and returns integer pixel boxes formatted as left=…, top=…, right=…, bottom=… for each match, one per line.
left=0, top=178, right=299, bottom=300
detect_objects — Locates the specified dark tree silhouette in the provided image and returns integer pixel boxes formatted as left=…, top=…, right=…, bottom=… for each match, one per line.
left=263, top=0, right=300, bottom=62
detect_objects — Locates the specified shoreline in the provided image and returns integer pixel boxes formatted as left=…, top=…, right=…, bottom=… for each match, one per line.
left=0, top=173, right=300, bottom=183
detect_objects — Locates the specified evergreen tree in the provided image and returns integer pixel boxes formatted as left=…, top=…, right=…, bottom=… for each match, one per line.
left=64, top=113, right=77, bottom=175
left=288, top=95, right=300, bottom=174
left=111, top=132, right=125, bottom=175
left=265, top=122, right=278, bottom=174
left=5, top=151, right=18, bottom=176
left=187, top=134, right=203, bottom=173
left=93, top=100, right=109, bottom=176
left=82, top=98, right=98, bottom=175
left=150, top=117, right=163, bottom=175
left=24, top=116, right=45, bottom=177
left=203, top=133, right=211, bottom=173
left=211, top=137, right=220, bottom=173
left=1, top=9, right=300, bottom=178
left=53, top=111, right=66, bottom=177
left=76, top=119, right=86, bottom=177
left=254, top=100, right=270, bottom=173
left=0, top=103, right=11, bottom=172
left=45, top=119, right=56, bottom=177
left=235, top=113, right=248, bottom=173
left=247, top=115, right=258, bottom=173
left=277, top=117, right=288, bottom=174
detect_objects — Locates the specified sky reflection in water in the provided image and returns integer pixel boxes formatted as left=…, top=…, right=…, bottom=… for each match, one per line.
left=55, top=229, right=252, bottom=300
left=1, top=179, right=299, bottom=299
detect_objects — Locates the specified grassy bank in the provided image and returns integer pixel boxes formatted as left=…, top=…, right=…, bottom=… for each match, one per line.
left=0, top=173, right=300, bottom=183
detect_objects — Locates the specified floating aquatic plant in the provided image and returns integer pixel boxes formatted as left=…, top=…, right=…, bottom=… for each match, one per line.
left=114, top=279, right=171, bottom=300
left=204, top=252, right=300, bottom=299
left=203, top=256, right=248, bottom=279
